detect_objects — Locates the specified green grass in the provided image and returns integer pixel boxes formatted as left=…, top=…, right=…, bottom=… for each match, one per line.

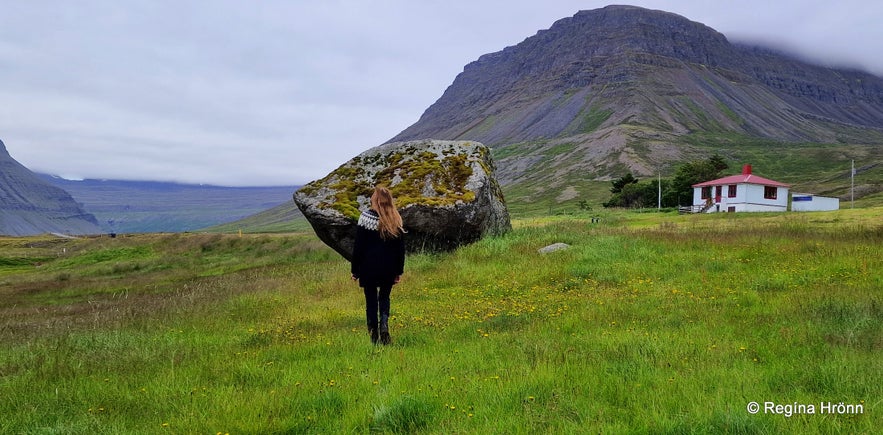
left=491, top=141, right=546, bottom=161
left=567, top=107, right=613, bottom=135
left=1, top=209, right=881, bottom=433
left=684, top=132, right=882, bottom=181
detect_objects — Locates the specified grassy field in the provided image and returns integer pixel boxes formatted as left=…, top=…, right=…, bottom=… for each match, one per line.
left=1, top=208, right=881, bottom=433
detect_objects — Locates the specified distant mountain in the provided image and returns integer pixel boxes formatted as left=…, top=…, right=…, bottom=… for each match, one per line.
left=389, top=5, right=883, bottom=206
left=0, top=139, right=101, bottom=236
left=41, top=176, right=299, bottom=233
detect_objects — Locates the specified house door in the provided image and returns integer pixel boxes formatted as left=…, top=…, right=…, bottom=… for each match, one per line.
left=715, top=186, right=722, bottom=203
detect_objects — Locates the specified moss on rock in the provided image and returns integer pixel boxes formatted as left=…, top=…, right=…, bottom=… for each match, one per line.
left=299, top=140, right=488, bottom=220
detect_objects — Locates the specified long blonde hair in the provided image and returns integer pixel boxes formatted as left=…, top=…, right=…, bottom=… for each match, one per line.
left=371, top=186, right=404, bottom=240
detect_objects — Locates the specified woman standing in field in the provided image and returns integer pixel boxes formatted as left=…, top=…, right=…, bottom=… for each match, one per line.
left=351, top=186, right=406, bottom=345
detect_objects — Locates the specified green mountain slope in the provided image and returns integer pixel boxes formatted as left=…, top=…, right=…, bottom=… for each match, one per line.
left=202, top=201, right=310, bottom=233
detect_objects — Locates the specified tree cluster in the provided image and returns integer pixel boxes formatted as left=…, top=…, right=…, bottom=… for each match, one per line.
left=603, top=155, right=728, bottom=208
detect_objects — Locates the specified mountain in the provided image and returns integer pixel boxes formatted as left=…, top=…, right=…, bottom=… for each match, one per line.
left=41, top=176, right=299, bottom=233
left=389, top=5, right=883, bottom=208
left=0, top=139, right=102, bottom=236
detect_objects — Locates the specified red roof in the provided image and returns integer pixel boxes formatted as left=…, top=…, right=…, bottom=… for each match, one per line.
left=692, top=174, right=790, bottom=188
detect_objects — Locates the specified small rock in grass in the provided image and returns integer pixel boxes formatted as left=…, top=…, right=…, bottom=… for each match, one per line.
left=538, top=243, right=570, bottom=254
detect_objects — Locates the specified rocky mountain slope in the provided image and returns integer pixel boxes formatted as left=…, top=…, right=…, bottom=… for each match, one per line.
left=0, top=139, right=102, bottom=236
left=389, top=5, right=883, bottom=206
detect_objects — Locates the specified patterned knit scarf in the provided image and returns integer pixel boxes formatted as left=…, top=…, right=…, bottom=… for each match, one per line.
left=357, top=210, right=380, bottom=231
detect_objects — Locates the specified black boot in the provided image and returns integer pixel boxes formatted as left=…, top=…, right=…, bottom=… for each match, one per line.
left=379, top=315, right=391, bottom=345
left=367, top=318, right=379, bottom=345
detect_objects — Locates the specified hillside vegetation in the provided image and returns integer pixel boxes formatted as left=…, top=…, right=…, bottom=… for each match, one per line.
left=204, top=201, right=311, bottom=234
left=498, top=136, right=883, bottom=216
left=1, top=208, right=880, bottom=433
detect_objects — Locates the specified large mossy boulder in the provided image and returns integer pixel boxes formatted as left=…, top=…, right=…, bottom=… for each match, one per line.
left=293, top=139, right=511, bottom=261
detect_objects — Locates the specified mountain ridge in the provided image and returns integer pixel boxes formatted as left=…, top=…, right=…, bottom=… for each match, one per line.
left=392, top=5, right=883, bottom=147
left=0, top=139, right=102, bottom=236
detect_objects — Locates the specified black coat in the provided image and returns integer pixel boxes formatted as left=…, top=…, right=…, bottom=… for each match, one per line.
left=351, top=210, right=405, bottom=287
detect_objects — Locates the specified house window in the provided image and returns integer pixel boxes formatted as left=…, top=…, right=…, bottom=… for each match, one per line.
left=728, top=185, right=737, bottom=198
left=764, top=186, right=777, bottom=200
left=701, top=187, right=711, bottom=199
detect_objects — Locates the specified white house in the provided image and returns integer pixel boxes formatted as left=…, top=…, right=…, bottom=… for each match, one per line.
left=691, top=165, right=790, bottom=213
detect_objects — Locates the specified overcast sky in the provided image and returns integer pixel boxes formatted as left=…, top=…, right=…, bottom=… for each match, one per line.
left=1, top=0, right=881, bottom=186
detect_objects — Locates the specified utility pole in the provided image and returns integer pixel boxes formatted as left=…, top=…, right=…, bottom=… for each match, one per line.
left=658, top=171, right=662, bottom=211
left=851, top=160, right=855, bottom=209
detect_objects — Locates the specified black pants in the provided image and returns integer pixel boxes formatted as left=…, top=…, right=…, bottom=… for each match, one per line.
left=363, top=284, right=392, bottom=330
